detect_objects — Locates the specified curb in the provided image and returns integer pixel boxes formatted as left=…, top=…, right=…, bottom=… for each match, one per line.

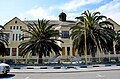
left=10, top=65, right=120, bottom=73
left=10, top=68, right=120, bottom=73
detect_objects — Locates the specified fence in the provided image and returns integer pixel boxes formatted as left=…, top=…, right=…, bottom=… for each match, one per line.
left=0, top=56, right=120, bottom=65
left=0, top=58, right=78, bottom=64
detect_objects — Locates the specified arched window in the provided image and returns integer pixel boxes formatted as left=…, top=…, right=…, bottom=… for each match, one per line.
left=10, top=26, right=12, bottom=29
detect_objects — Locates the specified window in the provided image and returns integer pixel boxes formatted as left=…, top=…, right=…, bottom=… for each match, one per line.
left=16, top=34, right=18, bottom=41
left=61, top=31, right=69, bottom=38
left=5, top=48, right=10, bottom=56
left=62, top=47, right=65, bottom=55
left=13, top=26, right=15, bottom=29
left=67, top=47, right=70, bottom=56
left=12, top=34, right=14, bottom=41
left=10, top=26, right=12, bottom=29
left=6, top=33, right=10, bottom=42
left=18, top=48, right=22, bottom=56
left=20, top=26, right=22, bottom=29
left=22, top=34, right=24, bottom=40
left=72, top=48, right=75, bottom=56
left=19, top=34, right=24, bottom=41
left=12, top=48, right=16, bottom=56
left=15, top=21, right=17, bottom=24
left=17, top=26, right=19, bottom=29
left=19, top=34, right=21, bottom=41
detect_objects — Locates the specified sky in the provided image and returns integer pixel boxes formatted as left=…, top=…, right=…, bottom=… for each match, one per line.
left=0, top=0, right=120, bottom=25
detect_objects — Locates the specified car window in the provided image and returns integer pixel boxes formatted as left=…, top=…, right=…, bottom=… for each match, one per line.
left=0, top=66, right=4, bottom=70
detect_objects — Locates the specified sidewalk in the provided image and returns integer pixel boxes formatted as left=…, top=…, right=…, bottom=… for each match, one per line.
left=10, top=64, right=120, bottom=73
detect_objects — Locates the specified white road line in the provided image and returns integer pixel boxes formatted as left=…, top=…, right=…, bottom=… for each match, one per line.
left=96, top=74, right=104, bottom=78
left=25, top=77, right=30, bottom=79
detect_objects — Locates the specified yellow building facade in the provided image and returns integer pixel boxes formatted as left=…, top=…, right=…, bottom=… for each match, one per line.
left=3, top=17, right=28, bottom=58
left=2, top=12, right=120, bottom=59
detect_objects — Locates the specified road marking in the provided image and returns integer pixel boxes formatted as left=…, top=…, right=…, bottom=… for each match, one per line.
left=96, top=74, right=104, bottom=78
left=25, top=77, right=30, bottom=79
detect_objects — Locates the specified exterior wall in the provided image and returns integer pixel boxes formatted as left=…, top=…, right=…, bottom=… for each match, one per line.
left=3, top=17, right=28, bottom=58
left=1, top=17, right=120, bottom=59
left=59, top=21, right=77, bottom=57
left=107, top=18, right=120, bottom=31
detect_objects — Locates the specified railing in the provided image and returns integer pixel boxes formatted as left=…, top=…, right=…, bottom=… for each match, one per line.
left=0, top=57, right=81, bottom=65
left=0, top=56, right=120, bottom=65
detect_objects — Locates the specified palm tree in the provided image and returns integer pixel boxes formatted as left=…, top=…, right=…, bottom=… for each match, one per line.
left=0, top=25, right=8, bottom=56
left=18, top=19, right=63, bottom=64
left=114, top=30, right=120, bottom=55
left=70, top=10, right=115, bottom=64
left=0, top=42, right=6, bottom=56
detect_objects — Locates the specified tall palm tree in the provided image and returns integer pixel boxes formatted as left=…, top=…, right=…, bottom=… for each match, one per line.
left=18, top=19, right=63, bottom=64
left=0, top=25, right=8, bottom=56
left=114, top=30, right=120, bottom=55
left=70, top=10, right=115, bottom=64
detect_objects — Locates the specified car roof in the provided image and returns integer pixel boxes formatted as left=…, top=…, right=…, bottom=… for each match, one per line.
left=0, top=63, right=10, bottom=66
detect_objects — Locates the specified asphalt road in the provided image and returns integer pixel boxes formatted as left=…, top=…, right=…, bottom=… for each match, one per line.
left=1, top=70, right=120, bottom=79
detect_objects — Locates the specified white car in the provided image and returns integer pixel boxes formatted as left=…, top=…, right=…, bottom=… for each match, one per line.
left=0, top=63, right=10, bottom=74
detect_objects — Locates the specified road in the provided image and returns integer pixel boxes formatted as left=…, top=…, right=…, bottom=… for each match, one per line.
left=0, top=70, right=120, bottom=79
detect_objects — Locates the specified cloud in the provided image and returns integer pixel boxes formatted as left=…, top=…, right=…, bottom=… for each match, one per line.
left=19, top=0, right=120, bottom=25
left=25, top=7, right=58, bottom=20
left=96, top=0, right=120, bottom=24
left=66, top=12, right=79, bottom=20
left=22, top=0, right=104, bottom=21
left=60, top=0, right=103, bottom=11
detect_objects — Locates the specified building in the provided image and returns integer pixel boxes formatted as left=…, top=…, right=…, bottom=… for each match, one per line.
left=2, top=12, right=76, bottom=58
left=2, top=12, right=120, bottom=59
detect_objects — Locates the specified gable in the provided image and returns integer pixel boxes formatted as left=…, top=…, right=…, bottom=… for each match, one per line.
left=4, top=17, right=28, bottom=30
left=107, top=18, right=120, bottom=31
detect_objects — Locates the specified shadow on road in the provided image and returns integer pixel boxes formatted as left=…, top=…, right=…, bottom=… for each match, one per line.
left=0, top=74, right=15, bottom=78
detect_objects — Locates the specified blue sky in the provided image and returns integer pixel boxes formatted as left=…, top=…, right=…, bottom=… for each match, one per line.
left=0, top=0, right=120, bottom=25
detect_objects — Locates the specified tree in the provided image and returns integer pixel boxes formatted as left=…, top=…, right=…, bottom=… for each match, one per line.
left=115, top=30, right=120, bottom=54
left=0, top=25, right=8, bottom=56
left=18, top=19, right=63, bottom=64
left=70, top=10, right=115, bottom=64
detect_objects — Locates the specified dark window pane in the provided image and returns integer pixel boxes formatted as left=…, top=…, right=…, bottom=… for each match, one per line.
left=12, top=48, right=16, bottom=56
left=67, top=47, right=70, bottom=56
left=18, top=48, right=22, bottom=56
left=19, top=34, right=21, bottom=41
left=6, top=33, right=10, bottom=42
left=16, top=34, right=18, bottom=41
left=17, top=26, right=19, bottom=29
left=13, top=26, right=15, bottom=29
left=15, top=21, right=17, bottom=24
left=12, top=34, right=14, bottom=41
left=10, top=26, right=12, bottom=29
left=5, top=48, right=10, bottom=56
left=20, top=26, right=22, bottom=29
left=61, top=31, right=69, bottom=38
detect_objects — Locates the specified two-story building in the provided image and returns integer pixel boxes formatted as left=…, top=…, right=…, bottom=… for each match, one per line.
left=2, top=12, right=120, bottom=59
left=2, top=12, right=77, bottom=58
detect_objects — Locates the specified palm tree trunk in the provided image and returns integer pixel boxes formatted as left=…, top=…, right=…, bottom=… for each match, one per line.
left=108, top=51, right=111, bottom=62
left=97, top=46, right=101, bottom=62
left=113, top=41, right=116, bottom=57
left=84, top=19, right=88, bottom=64
left=91, top=34, right=101, bottom=62
left=38, top=54, right=43, bottom=64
